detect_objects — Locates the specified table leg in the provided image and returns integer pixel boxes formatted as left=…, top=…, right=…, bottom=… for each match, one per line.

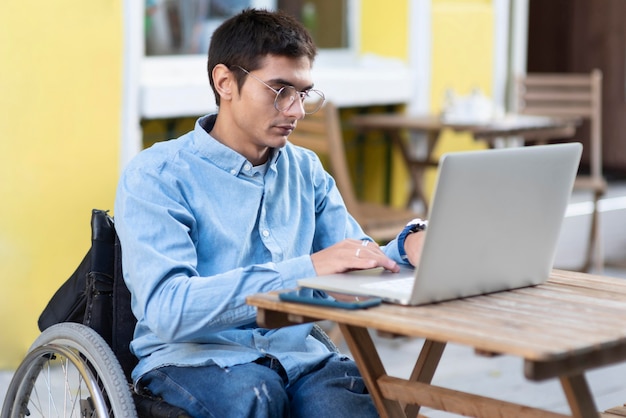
left=389, top=129, right=440, bottom=212
left=404, top=340, right=447, bottom=418
left=560, top=374, right=600, bottom=418
left=337, top=324, right=580, bottom=418
left=338, top=324, right=407, bottom=418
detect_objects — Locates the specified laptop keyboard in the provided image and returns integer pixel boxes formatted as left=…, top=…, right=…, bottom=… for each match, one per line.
left=360, top=277, right=415, bottom=293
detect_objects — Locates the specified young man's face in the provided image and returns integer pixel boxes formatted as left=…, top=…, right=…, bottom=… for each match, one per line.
left=229, top=54, right=314, bottom=161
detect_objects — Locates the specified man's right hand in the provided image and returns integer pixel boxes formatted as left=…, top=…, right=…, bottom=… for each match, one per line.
left=310, top=239, right=400, bottom=276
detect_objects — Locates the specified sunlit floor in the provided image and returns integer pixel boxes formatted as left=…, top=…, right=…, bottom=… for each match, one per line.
left=1, top=182, right=626, bottom=416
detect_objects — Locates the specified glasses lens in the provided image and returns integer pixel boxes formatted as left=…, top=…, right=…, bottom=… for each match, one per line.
left=302, top=90, right=325, bottom=114
left=275, top=87, right=325, bottom=114
left=275, top=86, right=297, bottom=112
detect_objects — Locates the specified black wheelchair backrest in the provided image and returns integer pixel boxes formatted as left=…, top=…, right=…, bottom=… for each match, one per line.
left=39, top=209, right=137, bottom=379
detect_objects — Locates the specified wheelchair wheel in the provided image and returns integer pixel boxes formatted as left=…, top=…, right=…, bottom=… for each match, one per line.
left=1, top=323, right=137, bottom=418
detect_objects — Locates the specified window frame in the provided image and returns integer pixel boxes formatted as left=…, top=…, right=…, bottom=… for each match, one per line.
left=120, top=0, right=415, bottom=167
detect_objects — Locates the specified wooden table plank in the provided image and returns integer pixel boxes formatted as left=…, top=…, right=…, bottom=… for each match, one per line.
left=603, top=404, right=626, bottom=417
left=248, top=270, right=626, bottom=418
left=444, top=288, right=626, bottom=338
left=252, top=293, right=566, bottom=358
left=550, top=270, right=626, bottom=293
left=526, top=343, right=626, bottom=381
left=251, top=286, right=626, bottom=363
left=378, top=376, right=570, bottom=418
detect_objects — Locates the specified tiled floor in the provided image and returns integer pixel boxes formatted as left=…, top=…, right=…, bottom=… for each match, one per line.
left=1, top=182, right=626, bottom=416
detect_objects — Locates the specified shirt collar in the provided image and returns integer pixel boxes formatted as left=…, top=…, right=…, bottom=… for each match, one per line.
left=193, top=114, right=282, bottom=176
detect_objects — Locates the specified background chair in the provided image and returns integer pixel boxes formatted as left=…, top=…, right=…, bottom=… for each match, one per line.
left=515, top=69, right=606, bottom=272
left=290, top=102, right=422, bottom=243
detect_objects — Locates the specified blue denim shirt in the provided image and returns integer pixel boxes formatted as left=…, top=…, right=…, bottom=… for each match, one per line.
left=114, top=114, right=407, bottom=385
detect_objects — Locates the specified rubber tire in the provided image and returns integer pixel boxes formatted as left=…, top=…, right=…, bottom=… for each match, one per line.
left=1, top=322, right=137, bottom=417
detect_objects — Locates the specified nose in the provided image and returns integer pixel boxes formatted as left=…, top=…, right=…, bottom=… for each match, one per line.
left=282, top=97, right=306, bottom=120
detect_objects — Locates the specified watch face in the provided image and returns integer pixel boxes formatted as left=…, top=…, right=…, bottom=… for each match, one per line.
left=408, top=220, right=427, bottom=233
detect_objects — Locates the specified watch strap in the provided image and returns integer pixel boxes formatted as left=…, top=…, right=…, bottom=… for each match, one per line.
left=397, top=218, right=428, bottom=261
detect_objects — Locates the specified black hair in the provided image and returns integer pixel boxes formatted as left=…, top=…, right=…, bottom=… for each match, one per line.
left=207, top=8, right=317, bottom=106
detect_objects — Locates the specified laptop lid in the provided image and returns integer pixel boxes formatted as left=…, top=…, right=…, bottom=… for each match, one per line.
left=298, top=143, right=582, bottom=305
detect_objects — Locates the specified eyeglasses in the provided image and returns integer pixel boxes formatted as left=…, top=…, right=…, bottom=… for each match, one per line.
left=233, top=66, right=325, bottom=115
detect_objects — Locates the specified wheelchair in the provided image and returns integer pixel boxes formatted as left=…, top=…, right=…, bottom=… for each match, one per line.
left=1, top=210, right=339, bottom=417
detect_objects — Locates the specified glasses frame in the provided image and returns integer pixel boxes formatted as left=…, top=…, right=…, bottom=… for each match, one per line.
left=232, top=65, right=325, bottom=115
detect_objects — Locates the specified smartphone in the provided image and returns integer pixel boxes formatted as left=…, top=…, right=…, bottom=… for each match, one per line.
left=279, top=287, right=382, bottom=309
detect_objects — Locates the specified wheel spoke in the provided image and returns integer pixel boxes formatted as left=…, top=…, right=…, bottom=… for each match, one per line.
left=2, top=324, right=137, bottom=418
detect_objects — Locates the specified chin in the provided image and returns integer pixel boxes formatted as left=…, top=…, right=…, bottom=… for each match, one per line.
left=270, top=135, right=289, bottom=148
left=275, top=139, right=289, bottom=150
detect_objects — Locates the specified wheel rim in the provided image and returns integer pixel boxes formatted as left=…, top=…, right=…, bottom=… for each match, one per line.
left=9, top=344, right=110, bottom=417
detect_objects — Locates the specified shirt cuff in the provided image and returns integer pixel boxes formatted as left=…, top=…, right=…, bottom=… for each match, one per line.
left=274, top=255, right=318, bottom=288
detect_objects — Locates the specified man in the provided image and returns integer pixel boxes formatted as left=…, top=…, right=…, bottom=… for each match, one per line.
left=115, top=8, right=425, bottom=417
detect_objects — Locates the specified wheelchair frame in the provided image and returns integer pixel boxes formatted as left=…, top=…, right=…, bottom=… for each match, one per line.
left=2, top=322, right=135, bottom=417
left=1, top=210, right=192, bottom=418
left=1, top=210, right=339, bottom=418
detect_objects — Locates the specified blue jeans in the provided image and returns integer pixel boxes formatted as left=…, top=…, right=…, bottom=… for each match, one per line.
left=141, top=354, right=378, bottom=417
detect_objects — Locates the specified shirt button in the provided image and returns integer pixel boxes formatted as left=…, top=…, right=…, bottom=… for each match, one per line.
left=262, top=230, right=270, bottom=237
left=230, top=169, right=237, bottom=175
left=244, top=164, right=252, bottom=171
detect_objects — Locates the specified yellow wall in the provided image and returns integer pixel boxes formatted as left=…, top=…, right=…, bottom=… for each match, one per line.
left=358, top=1, right=411, bottom=207
left=0, top=0, right=123, bottom=369
left=359, top=0, right=494, bottom=205
left=360, top=2, right=409, bottom=58
left=0, top=0, right=495, bottom=370
left=425, top=0, right=493, bottom=197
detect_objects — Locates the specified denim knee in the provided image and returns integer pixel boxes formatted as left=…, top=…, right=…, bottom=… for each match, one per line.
left=142, top=367, right=215, bottom=417
left=287, top=355, right=378, bottom=418
left=142, top=363, right=290, bottom=418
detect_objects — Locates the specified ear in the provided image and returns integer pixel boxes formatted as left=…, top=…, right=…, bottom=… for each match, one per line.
left=212, top=64, right=236, bottom=102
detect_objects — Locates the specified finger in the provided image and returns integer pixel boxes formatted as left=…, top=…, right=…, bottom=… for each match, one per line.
left=353, top=246, right=399, bottom=273
left=356, top=244, right=389, bottom=261
left=352, top=239, right=385, bottom=256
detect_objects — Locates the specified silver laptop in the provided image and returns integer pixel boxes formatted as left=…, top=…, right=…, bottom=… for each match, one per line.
left=298, top=143, right=582, bottom=305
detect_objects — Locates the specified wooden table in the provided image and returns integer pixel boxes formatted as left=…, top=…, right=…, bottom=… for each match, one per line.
left=247, top=270, right=626, bottom=418
left=350, top=113, right=579, bottom=210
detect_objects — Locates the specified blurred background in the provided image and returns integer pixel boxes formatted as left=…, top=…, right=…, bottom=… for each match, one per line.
left=1, top=0, right=625, bottom=376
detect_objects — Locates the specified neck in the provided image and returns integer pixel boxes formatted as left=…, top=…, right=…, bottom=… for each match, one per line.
left=210, top=115, right=270, bottom=166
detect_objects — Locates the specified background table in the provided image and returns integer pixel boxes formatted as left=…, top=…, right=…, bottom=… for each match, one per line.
left=248, top=270, right=626, bottom=418
left=350, top=113, right=579, bottom=211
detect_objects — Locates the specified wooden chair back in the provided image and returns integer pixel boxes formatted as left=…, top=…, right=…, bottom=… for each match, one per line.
left=516, top=69, right=606, bottom=271
left=516, top=69, right=603, bottom=180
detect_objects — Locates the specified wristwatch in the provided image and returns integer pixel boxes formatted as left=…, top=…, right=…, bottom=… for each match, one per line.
left=397, top=218, right=428, bottom=261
